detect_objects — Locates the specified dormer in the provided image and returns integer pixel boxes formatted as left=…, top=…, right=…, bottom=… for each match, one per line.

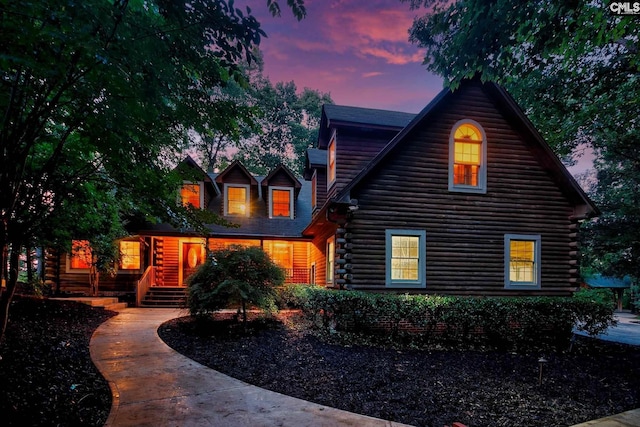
left=215, top=160, right=258, bottom=217
left=304, top=148, right=327, bottom=213
left=261, top=164, right=302, bottom=219
left=317, top=104, right=415, bottom=198
left=175, top=156, right=216, bottom=209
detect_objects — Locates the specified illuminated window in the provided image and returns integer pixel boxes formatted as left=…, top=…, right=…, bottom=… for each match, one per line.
left=328, top=132, right=336, bottom=187
left=504, top=234, right=541, bottom=289
left=311, top=171, right=317, bottom=209
left=225, top=184, right=249, bottom=216
left=449, top=120, right=486, bottom=193
left=119, top=241, right=141, bottom=270
left=181, top=182, right=202, bottom=208
left=269, top=187, right=293, bottom=218
left=264, top=241, right=293, bottom=270
left=70, top=240, right=92, bottom=270
left=326, top=236, right=335, bottom=285
left=385, top=230, right=426, bottom=288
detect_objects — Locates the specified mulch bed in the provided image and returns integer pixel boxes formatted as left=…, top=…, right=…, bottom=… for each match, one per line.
left=0, top=297, right=117, bottom=427
left=158, top=313, right=640, bottom=427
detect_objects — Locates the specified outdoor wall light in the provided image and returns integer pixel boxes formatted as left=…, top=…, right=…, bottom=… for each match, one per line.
left=538, top=357, right=548, bottom=385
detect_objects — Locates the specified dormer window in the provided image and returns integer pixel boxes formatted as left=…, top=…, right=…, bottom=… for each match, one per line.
left=328, top=131, right=336, bottom=187
left=269, top=187, right=294, bottom=219
left=449, top=120, right=487, bottom=193
left=181, top=182, right=203, bottom=208
left=225, top=184, right=250, bottom=216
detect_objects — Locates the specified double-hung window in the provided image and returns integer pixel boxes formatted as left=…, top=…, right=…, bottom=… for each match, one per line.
left=385, top=230, right=426, bottom=288
left=504, top=234, right=541, bottom=289
left=269, top=187, right=294, bottom=219
left=119, top=241, right=141, bottom=270
left=224, top=184, right=250, bottom=216
left=69, top=240, right=92, bottom=270
left=327, top=132, right=336, bottom=187
left=449, top=120, right=487, bottom=193
left=326, top=236, right=335, bottom=285
left=180, top=182, right=203, bottom=208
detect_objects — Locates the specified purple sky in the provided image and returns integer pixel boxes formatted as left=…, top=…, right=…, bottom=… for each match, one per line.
left=245, top=0, right=443, bottom=113
left=242, top=1, right=593, bottom=175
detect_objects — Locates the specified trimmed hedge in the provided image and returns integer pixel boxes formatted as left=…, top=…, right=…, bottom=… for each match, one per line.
left=277, top=285, right=616, bottom=351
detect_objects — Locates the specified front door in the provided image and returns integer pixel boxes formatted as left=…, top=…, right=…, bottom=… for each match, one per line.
left=180, top=241, right=205, bottom=286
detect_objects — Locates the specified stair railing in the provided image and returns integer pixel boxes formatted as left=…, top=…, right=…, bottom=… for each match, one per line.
left=136, top=266, right=156, bottom=307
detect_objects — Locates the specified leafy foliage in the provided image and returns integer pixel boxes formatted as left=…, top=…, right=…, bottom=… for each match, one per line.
left=186, top=246, right=285, bottom=323
left=284, top=286, right=616, bottom=351
left=185, top=48, right=333, bottom=175
left=0, top=0, right=306, bottom=338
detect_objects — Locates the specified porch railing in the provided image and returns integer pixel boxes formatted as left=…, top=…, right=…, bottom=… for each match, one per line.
left=136, top=266, right=156, bottom=307
left=283, top=268, right=311, bottom=284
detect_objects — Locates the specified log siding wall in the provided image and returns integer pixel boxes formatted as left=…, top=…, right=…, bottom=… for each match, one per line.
left=346, top=84, right=577, bottom=296
left=328, top=129, right=399, bottom=200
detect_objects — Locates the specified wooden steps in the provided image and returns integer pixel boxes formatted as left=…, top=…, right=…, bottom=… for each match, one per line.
left=140, top=287, right=187, bottom=308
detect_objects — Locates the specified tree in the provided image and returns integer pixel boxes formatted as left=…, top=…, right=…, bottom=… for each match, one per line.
left=186, top=246, right=285, bottom=326
left=233, top=78, right=333, bottom=175
left=402, top=0, right=640, bottom=279
left=0, top=0, right=306, bottom=341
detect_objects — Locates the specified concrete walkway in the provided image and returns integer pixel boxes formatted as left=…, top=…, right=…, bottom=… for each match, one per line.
left=90, top=308, right=410, bottom=427
left=90, top=307, right=640, bottom=427
left=574, top=311, right=640, bottom=347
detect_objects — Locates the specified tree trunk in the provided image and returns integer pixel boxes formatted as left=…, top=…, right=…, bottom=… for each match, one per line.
left=26, top=245, right=33, bottom=283
left=0, top=242, right=21, bottom=343
left=241, top=299, right=247, bottom=326
left=89, top=265, right=100, bottom=296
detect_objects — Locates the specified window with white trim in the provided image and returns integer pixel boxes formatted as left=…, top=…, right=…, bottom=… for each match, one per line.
left=311, top=170, right=317, bottom=210
left=504, top=234, right=541, bottom=289
left=385, top=230, right=426, bottom=288
left=269, top=187, right=294, bottom=219
left=326, top=236, right=335, bottom=285
left=224, top=184, right=250, bottom=216
left=449, top=120, right=487, bottom=193
left=119, top=241, right=141, bottom=270
left=180, top=181, right=204, bottom=208
left=69, top=240, right=92, bottom=270
left=327, top=132, right=336, bottom=187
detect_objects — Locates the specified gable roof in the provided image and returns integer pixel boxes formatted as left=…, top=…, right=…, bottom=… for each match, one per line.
left=318, top=104, right=416, bottom=148
left=323, top=104, right=416, bottom=128
left=175, top=155, right=212, bottom=182
left=261, top=163, right=302, bottom=197
left=215, top=160, right=259, bottom=186
left=333, top=79, right=598, bottom=219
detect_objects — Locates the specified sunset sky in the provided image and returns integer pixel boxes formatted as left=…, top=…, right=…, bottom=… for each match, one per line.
left=242, top=0, right=593, bottom=175
left=245, top=0, right=443, bottom=113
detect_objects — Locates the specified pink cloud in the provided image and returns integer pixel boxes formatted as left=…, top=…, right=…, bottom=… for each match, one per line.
left=362, top=71, right=384, bottom=78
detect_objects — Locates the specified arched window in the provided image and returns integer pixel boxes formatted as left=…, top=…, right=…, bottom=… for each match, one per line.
left=449, top=120, right=487, bottom=193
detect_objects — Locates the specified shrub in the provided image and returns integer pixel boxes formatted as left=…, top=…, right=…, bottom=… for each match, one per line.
left=186, top=246, right=285, bottom=324
left=295, top=288, right=616, bottom=351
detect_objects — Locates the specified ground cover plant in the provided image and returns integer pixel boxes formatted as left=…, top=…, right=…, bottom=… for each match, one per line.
left=159, top=311, right=640, bottom=427
left=0, top=297, right=116, bottom=426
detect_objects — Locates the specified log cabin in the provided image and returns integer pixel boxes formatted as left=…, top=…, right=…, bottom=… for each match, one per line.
left=47, top=79, right=597, bottom=304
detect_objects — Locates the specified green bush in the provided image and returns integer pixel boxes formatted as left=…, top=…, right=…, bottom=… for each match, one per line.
left=186, top=246, right=285, bottom=324
left=292, top=287, right=616, bottom=351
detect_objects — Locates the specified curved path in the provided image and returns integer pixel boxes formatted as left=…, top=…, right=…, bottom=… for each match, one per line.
left=90, top=308, right=410, bottom=427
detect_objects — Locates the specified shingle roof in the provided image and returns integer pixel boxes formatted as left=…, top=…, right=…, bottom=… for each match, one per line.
left=323, top=104, right=415, bottom=129
left=306, top=148, right=326, bottom=168
left=205, top=173, right=312, bottom=238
